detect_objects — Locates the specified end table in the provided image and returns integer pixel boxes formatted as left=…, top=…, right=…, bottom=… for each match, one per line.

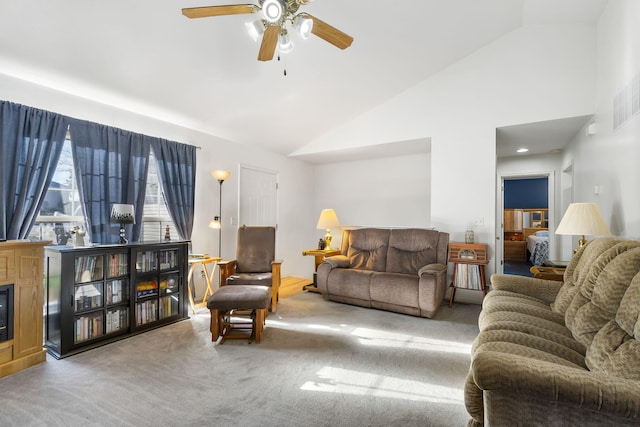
left=301, top=249, right=341, bottom=293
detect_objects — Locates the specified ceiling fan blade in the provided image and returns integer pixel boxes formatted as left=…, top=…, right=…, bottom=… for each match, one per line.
left=258, top=26, right=279, bottom=61
left=304, top=14, right=354, bottom=50
left=182, top=4, right=258, bottom=19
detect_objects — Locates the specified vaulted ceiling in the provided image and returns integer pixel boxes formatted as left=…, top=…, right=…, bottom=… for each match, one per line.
left=0, top=0, right=607, bottom=159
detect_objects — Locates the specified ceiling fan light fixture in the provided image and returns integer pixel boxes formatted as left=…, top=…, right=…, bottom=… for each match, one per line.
left=262, top=0, right=284, bottom=23
left=278, top=30, right=294, bottom=53
left=245, top=19, right=265, bottom=42
left=293, top=15, right=313, bottom=39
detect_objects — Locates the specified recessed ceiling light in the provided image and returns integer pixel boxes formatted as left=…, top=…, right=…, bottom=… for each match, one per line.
left=517, top=148, right=529, bottom=153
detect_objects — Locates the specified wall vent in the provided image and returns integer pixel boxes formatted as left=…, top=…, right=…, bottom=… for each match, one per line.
left=613, top=71, right=640, bottom=131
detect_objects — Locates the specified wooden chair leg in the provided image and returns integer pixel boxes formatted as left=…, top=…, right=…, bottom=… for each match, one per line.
left=254, top=308, right=266, bottom=342
left=210, top=309, right=220, bottom=341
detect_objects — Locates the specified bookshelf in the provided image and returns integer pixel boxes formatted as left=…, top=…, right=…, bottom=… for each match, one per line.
left=448, top=242, right=489, bottom=307
left=44, top=241, right=188, bottom=359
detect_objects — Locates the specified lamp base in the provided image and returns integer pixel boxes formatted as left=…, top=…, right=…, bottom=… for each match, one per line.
left=118, top=224, right=128, bottom=245
left=572, top=235, right=588, bottom=253
left=324, top=230, right=334, bottom=251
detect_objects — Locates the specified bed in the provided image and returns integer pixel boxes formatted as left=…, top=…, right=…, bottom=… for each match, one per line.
left=525, top=228, right=549, bottom=266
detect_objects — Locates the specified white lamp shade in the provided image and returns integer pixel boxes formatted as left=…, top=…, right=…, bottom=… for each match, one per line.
left=245, top=19, right=265, bottom=42
left=555, top=203, right=612, bottom=236
left=110, top=204, right=135, bottom=224
left=208, top=217, right=221, bottom=229
left=211, top=169, right=231, bottom=182
left=293, top=15, right=313, bottom=39
left=278, top=32, right=294, bottom=53
left=316, top=209, right=341, bottom=230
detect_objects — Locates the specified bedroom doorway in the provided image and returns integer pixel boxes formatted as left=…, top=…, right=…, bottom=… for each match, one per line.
left=498, top=172, right=555, bottom=276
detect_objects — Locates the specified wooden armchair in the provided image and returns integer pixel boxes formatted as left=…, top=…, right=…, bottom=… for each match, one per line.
left=218, top=226, right=282, bottom=312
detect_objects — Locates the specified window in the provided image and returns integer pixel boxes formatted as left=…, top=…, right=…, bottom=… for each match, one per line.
left=141, top=149, right=178, bottom=241
left=29, top=138, right=84, bottom=244
left=29, top=140, right=177, bottom=244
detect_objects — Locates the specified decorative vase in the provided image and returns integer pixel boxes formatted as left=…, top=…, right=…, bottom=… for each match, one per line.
left=465, top=229, right=475, bottom=244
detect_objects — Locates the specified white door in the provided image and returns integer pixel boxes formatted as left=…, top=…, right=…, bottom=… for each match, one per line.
left=239, top=164, right=278, bottom=227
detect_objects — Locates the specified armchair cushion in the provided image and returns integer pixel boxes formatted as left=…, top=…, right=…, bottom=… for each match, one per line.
left=235, top=226, right=276, bottom=273
left=227, top=272, right=273, bottom=286
left=221, top=226, right=281, bottom=312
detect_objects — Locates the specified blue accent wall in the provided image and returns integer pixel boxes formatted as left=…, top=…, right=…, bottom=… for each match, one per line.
left=504, top=178, right=548, bottom=209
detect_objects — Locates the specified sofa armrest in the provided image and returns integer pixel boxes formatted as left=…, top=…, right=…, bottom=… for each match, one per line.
left=471, top=350, right=640, bottom=420
left=491, top=273, right=563, bottom=304
left=316, top=255, right=349, bottom=295
left=417, top=263, right=448, bottom=318
left=418, top=263, right=448, bottom=276
left=322, top=255, right=350, bottom=269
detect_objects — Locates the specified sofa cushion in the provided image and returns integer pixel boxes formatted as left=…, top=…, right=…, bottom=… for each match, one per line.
left=566, top=244, right=640, bottom=347
left=481, top=320, right=585, bottom=355
left=370, top=272, right=418, bottom=307
left=586, top=272, right=640, bottom=380
left=479, top=310, right=571, bottom=338
left=345, top=228, right=389, bottom=272
left=552, top=238, right=623, bottom=315
left=472, top=330, right=586, bottom=367
left=326, top=268, right=373, bottom=301
left=385, top=228, right=442, bottom=275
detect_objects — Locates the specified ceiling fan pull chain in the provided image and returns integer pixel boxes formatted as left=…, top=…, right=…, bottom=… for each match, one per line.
left=284, top=53, right=288, bottom=76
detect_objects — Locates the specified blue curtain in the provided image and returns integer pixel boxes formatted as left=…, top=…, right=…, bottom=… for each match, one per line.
left=0, top=101, right=68, bottom=240
left=150, top=139, right=197, bottom=241
left=69, top=120, right=150, bottom=244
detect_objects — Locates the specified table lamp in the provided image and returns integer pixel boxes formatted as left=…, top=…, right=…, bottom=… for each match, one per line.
left=110, top=203, right=136, bottom=244
left=316, top=208, right=341, bottom=251
left=555, top=202, right=611, bottom=250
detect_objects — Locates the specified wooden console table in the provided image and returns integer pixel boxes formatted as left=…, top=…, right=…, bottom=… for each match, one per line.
left=448, top=242, right=489, bottom=307
left=301, top=249, right=340, bottom=292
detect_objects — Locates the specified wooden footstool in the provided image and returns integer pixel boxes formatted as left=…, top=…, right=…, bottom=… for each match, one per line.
left=206, top=285, right=271, bottom=344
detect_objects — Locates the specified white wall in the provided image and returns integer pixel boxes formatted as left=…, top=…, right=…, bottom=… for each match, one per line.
left=561, top=0, right=640, bottom=240
left=0, top=73, right=317, bottom=284
left=298, top=24, right=597, bottom=303
left=313, top=153, right=431, bottom=249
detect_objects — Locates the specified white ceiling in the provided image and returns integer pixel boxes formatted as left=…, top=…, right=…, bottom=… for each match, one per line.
left=0, top=0, right=607, bottom=162
left=496, top=115, right=594, bottom=159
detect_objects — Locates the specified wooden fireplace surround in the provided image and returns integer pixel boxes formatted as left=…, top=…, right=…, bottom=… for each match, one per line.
left=0, top=240, right=48, bottom=378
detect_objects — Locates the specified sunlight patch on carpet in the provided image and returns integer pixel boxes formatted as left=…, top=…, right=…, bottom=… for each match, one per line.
left=351, top=327, right=472, bottom=354
left=300, top=366, right=463, bottom=403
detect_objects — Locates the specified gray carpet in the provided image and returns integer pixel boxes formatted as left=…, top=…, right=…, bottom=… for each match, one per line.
left=0, top=292, right=481, bottom=427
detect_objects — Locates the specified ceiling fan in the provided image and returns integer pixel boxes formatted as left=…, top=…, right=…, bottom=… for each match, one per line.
left=182, top=0, right=354, bottom=61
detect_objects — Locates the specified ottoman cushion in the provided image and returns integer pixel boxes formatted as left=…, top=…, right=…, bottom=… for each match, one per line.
left=207, top=285, right=271, bottom=312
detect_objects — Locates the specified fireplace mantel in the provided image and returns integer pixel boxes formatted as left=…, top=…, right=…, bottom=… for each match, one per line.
left=0, top=240, right=49, bottom=378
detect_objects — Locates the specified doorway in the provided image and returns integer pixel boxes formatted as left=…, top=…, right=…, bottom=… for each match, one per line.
left=238, top=164, right=278, bottom=227
left=498, top=172, right=555, bottom=276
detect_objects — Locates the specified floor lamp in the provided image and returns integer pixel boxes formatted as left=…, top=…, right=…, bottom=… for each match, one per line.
left=211, top=169, right=231, bottom=257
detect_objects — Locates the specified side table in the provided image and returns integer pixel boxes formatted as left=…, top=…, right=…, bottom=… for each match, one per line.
left=301, top=249, right=341, bottom=293
left=530, top=265, right=565, bottom=281
left=187, top=254, right=222, bottom=314
left=448, top=242, right=489, bottom=307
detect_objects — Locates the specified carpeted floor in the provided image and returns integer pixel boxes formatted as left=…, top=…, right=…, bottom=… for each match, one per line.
left=0, top=293, right=481, bottom=427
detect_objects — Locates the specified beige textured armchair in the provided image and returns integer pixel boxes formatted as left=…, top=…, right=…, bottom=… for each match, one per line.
left=218, top=226, right=282, bottom=312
